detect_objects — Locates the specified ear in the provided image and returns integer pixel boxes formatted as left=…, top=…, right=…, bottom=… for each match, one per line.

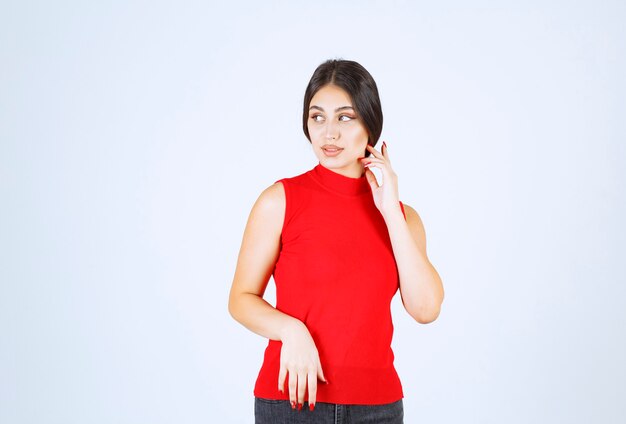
left=364, top=139, right=373, bottom=157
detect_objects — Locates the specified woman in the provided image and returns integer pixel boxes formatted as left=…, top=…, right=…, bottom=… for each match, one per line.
left=228, top=59, right=444, bottom=423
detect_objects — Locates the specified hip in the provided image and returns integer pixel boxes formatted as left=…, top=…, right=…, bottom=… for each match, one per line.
left=254, top=397, right=404, bottom=424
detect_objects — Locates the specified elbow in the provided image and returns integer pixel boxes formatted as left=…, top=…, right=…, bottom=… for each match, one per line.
left=405, top=298, right=443, bottom=324
left=228, top=291, right=241, bottom=322
left=228, top=300, right=236, bottom=321
left=412, top=283, right=444, bottom=324
left=402, top=274, right=445, bottom=324
left=410, top=306, right=441, bottom=324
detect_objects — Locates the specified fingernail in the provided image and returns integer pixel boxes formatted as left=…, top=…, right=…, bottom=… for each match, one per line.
left=291, top=401, right=296, bottom=409
left=383, top=141, right=387, bottom=148
left=310, top=403, right=315, bottom=411
left=297, top=403, right=303, bottom=411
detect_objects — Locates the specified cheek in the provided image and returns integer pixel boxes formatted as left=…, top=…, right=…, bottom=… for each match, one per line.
left=346, top=125, right=369, bottom=144
left=308, top=123, right=323, bottom=138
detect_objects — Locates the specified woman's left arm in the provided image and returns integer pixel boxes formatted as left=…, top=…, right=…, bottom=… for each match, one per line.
left=363, top=143, right=445, bottom=324
left=384, top=202, right=444, bottom=323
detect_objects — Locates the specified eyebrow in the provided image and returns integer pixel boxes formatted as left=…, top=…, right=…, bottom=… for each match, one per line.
left=309, top=105, right=354, bottom=113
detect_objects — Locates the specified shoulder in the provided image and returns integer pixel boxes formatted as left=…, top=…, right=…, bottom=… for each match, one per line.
left=253, top=181, right=285, bottom=215
left=247, top=182, right=286, bottom=231
left=400, top=202, right=427, bottom=253
left=401, top=203, right=422, bottom=225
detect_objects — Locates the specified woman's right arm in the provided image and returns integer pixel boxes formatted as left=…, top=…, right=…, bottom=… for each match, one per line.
left=228, top=182, right=326, bottom=410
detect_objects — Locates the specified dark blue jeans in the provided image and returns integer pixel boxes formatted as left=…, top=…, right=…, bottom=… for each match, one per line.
left=254, top=397, right=404, bottom=423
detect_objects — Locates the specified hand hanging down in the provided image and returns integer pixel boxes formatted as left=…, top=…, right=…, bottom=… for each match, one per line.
left=278, top=320, right=327, bottom=411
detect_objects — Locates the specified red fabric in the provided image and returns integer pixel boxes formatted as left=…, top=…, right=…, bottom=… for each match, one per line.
left=253, top=162, right=406, bottom=405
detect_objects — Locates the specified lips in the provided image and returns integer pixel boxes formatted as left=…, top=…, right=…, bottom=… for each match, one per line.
left=322, top=146, right=343, bottom=157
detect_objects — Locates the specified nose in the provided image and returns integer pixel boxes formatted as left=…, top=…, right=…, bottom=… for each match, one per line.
left=325, top=120, right=339, bottom=140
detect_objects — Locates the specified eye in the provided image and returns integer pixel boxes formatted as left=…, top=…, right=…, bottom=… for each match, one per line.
left=339, top=115, right=353, bottom=122
left=310, top=114, right=324, bottom=123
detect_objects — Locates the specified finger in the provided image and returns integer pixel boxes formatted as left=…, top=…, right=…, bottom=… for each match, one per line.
left=366, top=162, right=394, bottom=188
left=278, top=365, right=287, bottom=394
left=363, top=161, right=384, bottom=171
left=297, top=370, right=307, bottom=409
left=366, top=144, right=384, bottom=159
left=288, top=370, right=297, bottom=409
left=307, top=370, right=317, bottom=410
left=364, top=167, right=379, bottom=188
left=317, top=357, right=327, bottom=383
left=361, top=157, right=384, bottom=165
left=365, top=158, right=393, bottom=176
left=365, top=162, right=386, bottom=177
left=365, top=161, right=389, bottom=173
left=382, top=141, right=390, bottom=160
left=371, top=141, right=391, bottom=163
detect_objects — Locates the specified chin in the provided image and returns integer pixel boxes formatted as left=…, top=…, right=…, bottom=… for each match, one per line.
left=319, top=156, right=346, bottom=166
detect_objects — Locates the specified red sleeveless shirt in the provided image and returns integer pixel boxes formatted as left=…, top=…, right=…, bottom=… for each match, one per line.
left=253, top=162, right=406, bottom=405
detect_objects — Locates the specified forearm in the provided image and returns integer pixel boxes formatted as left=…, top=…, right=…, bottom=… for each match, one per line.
left=383, top=207, right=444, bottom=323
left=229, top=292, right=305, bottom=342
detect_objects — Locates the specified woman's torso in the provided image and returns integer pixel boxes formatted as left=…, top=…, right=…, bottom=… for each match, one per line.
left=254, top=164, right=406, bottom=405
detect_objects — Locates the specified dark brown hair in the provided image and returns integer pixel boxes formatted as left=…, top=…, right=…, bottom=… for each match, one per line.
left=302, top=59, right=383, bottom=158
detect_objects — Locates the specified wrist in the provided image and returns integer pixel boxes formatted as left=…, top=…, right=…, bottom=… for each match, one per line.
left=382, top=203, right=404, bottom=221
left=278, top=318, right=306, bottom=343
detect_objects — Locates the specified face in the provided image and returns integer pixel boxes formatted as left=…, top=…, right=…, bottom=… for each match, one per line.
left=307, top=84, right=369, bottom=178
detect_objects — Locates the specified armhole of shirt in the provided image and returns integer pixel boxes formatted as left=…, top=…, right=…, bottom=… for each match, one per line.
left=399, top=200, right=406, bottom=221
left=274, top=179, right=290, bottom=239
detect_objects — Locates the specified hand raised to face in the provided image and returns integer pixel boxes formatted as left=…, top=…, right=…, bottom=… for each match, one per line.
left=361, top=142, right=401, bottom=217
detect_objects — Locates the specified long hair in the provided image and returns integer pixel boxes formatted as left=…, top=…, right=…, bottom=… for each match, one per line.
left=302, top=59, right=383, bottom=158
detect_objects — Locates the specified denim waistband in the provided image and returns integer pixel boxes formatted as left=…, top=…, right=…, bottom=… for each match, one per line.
left=254, top=397, right=404, bottom=423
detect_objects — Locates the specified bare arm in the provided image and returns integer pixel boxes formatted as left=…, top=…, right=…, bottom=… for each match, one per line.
left=228, top=182, right=326, bottom=410
left=228, top=182, right=298, bottom=340
left=361, top=143, right=444, bottom=324
left=383, top=203, right=445, bottom=324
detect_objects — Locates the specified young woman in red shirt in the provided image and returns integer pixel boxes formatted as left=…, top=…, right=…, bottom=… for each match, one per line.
left=229, top=58, right=444, bottom=424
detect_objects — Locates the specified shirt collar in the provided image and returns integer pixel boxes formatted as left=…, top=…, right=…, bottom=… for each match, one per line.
left=309, top=162, right=371, bottom=196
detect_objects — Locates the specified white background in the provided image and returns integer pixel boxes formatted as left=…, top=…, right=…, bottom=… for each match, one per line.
left=1, top=1, right=625, bottom=423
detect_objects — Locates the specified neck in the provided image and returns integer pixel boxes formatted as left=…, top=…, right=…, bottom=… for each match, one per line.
left=310, top=162, right=370, bottom=196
